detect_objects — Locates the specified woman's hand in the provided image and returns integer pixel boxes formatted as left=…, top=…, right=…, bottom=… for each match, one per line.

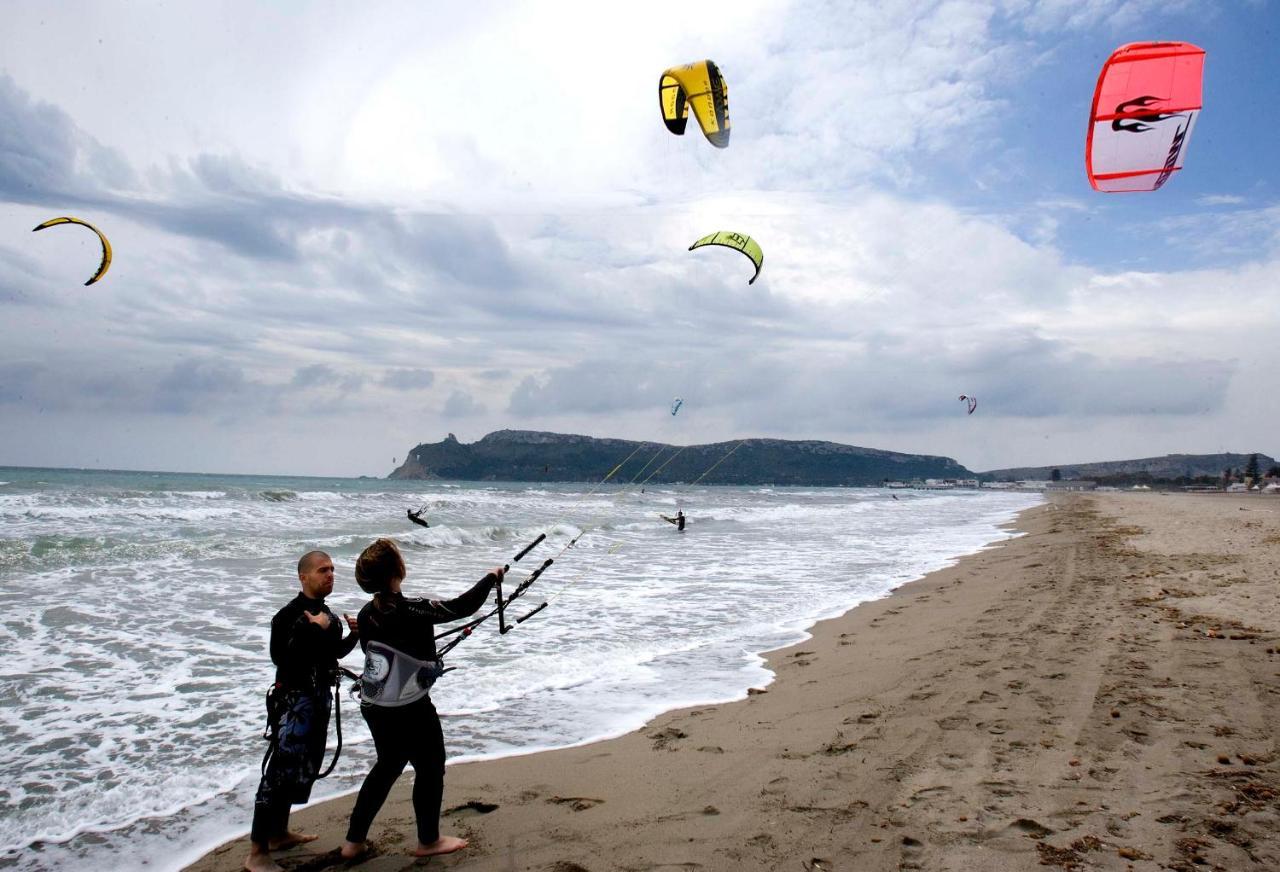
left=344, top=613, right=358, bottom=633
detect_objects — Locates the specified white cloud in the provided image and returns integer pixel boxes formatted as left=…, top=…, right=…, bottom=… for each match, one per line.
left=1197, top=194, right=1247, bottom=206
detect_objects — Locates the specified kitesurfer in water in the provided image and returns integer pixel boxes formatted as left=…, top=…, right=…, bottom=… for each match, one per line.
left=661, top=510, right=686, bottom=532
left=407, top=508, right=429, bottom=528
left=246, top=551, right=359, bottom=872
left=341, top=539, right=504, bottom=861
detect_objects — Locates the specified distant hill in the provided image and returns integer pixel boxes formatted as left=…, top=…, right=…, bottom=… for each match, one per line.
left=981, top=453, right=1277, bottom=482
left=389, top=430, right=973, bottom=486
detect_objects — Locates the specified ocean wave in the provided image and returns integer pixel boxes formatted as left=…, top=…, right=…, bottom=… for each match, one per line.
left=257, top=490, right=297, bottom=502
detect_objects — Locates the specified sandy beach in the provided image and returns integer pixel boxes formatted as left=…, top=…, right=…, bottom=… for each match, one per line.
left=188, top=493, right=1280, bottom=872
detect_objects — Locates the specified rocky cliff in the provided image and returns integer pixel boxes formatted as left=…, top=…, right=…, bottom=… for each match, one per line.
left=389, top=430, right=972, bottom=486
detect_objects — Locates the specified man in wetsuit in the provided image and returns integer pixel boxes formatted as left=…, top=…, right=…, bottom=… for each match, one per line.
left=245, top=551, right=359, bottom=872
left=661, top=510, right=686, bottom=532
left=407, top=508, right=429, bottom=528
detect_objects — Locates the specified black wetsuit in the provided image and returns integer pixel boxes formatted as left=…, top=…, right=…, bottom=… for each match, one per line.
left=345, top=574, right=497, bottom=846
left=252, top=593, right=359, bottom=846
left=676, top=513, right=686, bottom=532
left=407, top=510, right=430, bottom=529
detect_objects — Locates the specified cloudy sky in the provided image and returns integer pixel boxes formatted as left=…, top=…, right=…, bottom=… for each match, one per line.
left=1, top=0, right=1276, bottom=476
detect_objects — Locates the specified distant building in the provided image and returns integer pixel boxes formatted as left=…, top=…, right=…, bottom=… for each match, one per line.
left=1045, top=480, right=1097, bottom=491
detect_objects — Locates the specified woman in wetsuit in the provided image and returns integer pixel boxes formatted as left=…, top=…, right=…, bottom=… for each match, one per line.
left=340, top=539, right=503, bottom=860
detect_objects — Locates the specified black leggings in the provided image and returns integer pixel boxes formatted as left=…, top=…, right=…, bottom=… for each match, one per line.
left=345, top=696, right=446, bottom=845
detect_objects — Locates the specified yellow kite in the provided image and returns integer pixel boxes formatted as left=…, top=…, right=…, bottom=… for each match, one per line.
left=32, top=217, right=113, bottom=286
left=659, top=60, right=730, bottom=148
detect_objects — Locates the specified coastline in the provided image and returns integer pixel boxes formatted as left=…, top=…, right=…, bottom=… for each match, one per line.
left=187, top=493, right=1280, bottom=871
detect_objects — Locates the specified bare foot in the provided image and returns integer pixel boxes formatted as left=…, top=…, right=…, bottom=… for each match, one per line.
left=243, top=851, right=283, bottom=872
left=267, top=831, right=318, bottom=850
left=340, top=840, right=370, bottom=860
left=412, top=835, right=469, bottom=856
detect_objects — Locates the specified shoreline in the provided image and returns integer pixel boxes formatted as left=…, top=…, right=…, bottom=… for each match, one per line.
left=188, top=493, right=1280, bottom=871
left=173, top=499, right=1034, bottom=871
left=186, top=500, right=1041, bottom=871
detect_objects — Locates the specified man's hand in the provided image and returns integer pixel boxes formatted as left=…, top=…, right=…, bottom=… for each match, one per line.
left=304, top=610, right=332, bottom=629
left=343, top=613, right=358, bottom=633
left=490, top=566, right=505, bottom=582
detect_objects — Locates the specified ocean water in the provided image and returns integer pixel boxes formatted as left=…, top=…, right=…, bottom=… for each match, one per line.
left=0, top=467, right=1040, bottom=870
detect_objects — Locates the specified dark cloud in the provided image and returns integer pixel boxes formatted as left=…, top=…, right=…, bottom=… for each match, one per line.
left=152, top=359, right=249, bottom=413
left=508, top=359, right=682, bottom=417
left=380, top=368, right=435, bottom=390
left=442, top=389, right=484, bottom=417
left=0, top=74, right=135, bottom=203
left=0, top=361, right=43, bottom=403
left=0, top=74, right=85, bottom=200
left=291, top=364, right=342, bottom=388
left=0, top=74, right=528, bottom=296
left=0, top=357, right=259, bottom=415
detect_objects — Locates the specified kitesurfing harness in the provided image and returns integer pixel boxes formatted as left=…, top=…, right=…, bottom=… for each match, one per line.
left=358, top=640, right=447, bottom=707
left=260, top=665, right=361, bottom=779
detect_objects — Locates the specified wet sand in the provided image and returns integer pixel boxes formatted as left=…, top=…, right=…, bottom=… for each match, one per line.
left=188, top=493, right=1280, bottom=872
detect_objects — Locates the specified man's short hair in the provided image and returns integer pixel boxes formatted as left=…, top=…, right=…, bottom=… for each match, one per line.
left=298, top=550, right=331, bottom=576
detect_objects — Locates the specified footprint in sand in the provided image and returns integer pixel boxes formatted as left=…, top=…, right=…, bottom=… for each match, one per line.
left=908, top=785, right=951, bottom=805
left=650, top=727, right=688, bottom=750
left=842, top=711, right=880, bottom=725
left=547, top=796, right=605, bottom=811
left=820, top=734, right=859, bottom=756
left=899, top=835, right=925, bottom=871
left=443, top=800, right=499, bottom=816
left=547, top=862, right=592, bottom=872
left=1003, top=818, right=1054, bottom=839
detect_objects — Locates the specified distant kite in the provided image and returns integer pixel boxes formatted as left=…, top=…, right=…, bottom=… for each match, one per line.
left=689, top=232, right=763, bottom=284
left=959, top=395, right=977, bottom=415
left=659, top=60, right=730, bottom=148
left=1086, top=42, right=1205, bottom=192
left=671, top=397, right=683, bottom=416
left=32, top=217, right=113, bottom=285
